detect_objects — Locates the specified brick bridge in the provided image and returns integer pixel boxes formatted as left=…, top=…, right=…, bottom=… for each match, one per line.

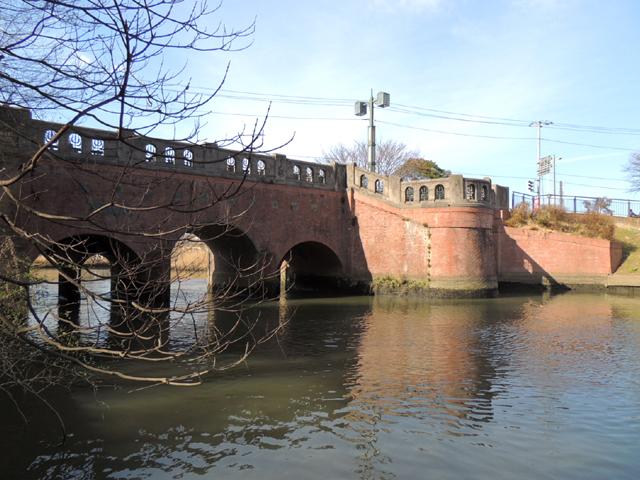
left=10, top=104, right=613, bottom=307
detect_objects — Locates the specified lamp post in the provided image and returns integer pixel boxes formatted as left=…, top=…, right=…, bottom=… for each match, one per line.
left=554, top=156, right=562, bottom=206
left=355, top=91, right=390, bottom=173
left=530, top=120, right=553, bottom=198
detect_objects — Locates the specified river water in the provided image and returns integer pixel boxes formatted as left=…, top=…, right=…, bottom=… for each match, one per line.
left=3, top=276, right=640, bottom=479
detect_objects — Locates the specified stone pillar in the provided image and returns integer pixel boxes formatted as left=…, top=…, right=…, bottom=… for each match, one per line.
left=58, top=265, right=81, bottom=323
left=138, top=255, right=171, bottom=309
left=108, top=249, right=171, bottom=351
left=279, top=259, right=290, bottom=295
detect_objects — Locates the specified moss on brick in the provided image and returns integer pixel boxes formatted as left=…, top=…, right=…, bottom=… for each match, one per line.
left=372, top=275, right=430, bottom=295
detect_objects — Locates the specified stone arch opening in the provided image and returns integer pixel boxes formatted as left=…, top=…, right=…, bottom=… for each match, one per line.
left=279, top=241, right=344, bottom=295
left=178, top=225, right=263, bottom=295
left=36, top=235, right=140, bottom=322
left=31, top=251, right=111, bottom=323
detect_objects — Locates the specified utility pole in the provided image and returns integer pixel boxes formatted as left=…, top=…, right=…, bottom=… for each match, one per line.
left=368, top=92, right=376, bottom=173
left=530, top=120, right=553, bottom=200
left=355, top=91, right=390, bottom=173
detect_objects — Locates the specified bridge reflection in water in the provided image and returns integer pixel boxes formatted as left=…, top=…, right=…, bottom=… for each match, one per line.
left=6, top=283, right=640, bottom=479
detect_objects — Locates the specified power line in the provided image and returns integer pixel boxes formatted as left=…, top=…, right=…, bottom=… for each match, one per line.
left=560, top=181, right=630, bottom=191
left=460, top=172, right=627, bottom=182
left=556, top=173, right=628, bottom=182
left=377, top=120, right=533, bottom=140
left=207, top=109, right=637, bottom=154
left=208, top=111, right=358, bottom=121
left=379, top=119, right=638, bottom=151
left=541, top=138, right=636, bottom=152
left=167, top=85, right=640, bottom=137
left=392, top=102, right=640, bottom=135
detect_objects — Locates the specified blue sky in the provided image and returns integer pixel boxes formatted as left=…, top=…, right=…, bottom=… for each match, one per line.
left=176, top=0, right=640, bottom=198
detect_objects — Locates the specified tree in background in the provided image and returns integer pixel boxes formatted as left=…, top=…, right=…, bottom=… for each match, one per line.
left=322, top=139, right=420, bottom=176
left=583, top=197, right=613, bottom=215
left=395, top=158, right=450, bottom=180
left=626, top=152, right=640, bottom=192
left=323, top=140, right=449, bottom=179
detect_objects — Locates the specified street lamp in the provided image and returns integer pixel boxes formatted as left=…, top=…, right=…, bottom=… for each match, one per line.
left=529, top=120, right=553, bottom=198
left=355, top=91, right=390, bottom=173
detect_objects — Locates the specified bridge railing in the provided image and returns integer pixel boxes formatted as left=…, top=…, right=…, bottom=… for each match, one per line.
left=512, top=191, right=640, bottom=217
left=0, top=105, right=346, bottom=191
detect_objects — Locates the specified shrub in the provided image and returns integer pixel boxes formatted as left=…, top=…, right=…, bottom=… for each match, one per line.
left=533, top=205, right=569, bottom=229
left=506, top=202, right=531, bottom=227
left=577, top=211, right=615, bottom=240
left=505, top=204, right=615, bottom=240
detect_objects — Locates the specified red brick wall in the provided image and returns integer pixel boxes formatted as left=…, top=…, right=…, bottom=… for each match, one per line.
left=15, top=158, right=354, bottom=278
left=498, top=226, right=623, bottom=284
left=15, top=155, right=623, bottom=292
left=351, top=191, right=498, bottom=290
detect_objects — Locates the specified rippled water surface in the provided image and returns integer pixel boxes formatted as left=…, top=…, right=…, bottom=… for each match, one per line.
left=3, top=279, right=640, bottom=479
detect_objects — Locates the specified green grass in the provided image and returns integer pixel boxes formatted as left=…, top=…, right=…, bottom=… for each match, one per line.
left=614, top=225, right=640, bottom=274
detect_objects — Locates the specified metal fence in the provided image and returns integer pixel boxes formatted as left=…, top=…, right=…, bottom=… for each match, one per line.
left=511, top=192, right=640, bottom=218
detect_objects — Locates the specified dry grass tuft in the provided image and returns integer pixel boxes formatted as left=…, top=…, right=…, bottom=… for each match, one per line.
left=576, top=212, right=615, bottom=240
left=505, top=202, right=531, bottom=227
left=506, top=204, right=615, bottom=240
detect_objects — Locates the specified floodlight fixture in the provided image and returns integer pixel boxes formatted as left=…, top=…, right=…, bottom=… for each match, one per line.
left=375, top=91, right=390, bottom=108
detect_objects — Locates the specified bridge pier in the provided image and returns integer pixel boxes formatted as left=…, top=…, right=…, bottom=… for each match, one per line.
left=58, top=266, right=81, bottom=323
left=132, top=253, right=172, bottom=310
left=108, top=251, right=171, bottom=351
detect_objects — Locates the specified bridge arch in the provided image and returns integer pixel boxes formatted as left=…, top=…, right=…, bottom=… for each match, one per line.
left=279, top=241, right=345, bottom=294
left=37, top=234, right=140, bottom=321
left=174, top=224, right=264, bottom=295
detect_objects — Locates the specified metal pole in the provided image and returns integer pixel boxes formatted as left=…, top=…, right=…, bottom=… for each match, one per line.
left=537, top=124, right=541, bottom=198
left=553, top=155, right=556, bottom=203
left=368, top=92, right=376, bottom=173
left=530, top=120, right=552, bottom=203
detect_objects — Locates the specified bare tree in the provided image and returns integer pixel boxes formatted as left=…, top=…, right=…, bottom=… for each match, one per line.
left=0, top=0, right=283, bottom=429
left=626, top=152, right=640, bottom=192
left=583, top=197, right=613, bottom=215
left=322, top=139, right=420, bottom=176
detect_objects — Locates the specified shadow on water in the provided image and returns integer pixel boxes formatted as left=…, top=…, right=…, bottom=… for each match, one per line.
left=4, top=286, right=640, bottom=479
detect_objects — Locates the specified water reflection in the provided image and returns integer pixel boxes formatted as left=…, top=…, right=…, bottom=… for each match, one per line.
left=4, top=287, right=640, bottom=479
